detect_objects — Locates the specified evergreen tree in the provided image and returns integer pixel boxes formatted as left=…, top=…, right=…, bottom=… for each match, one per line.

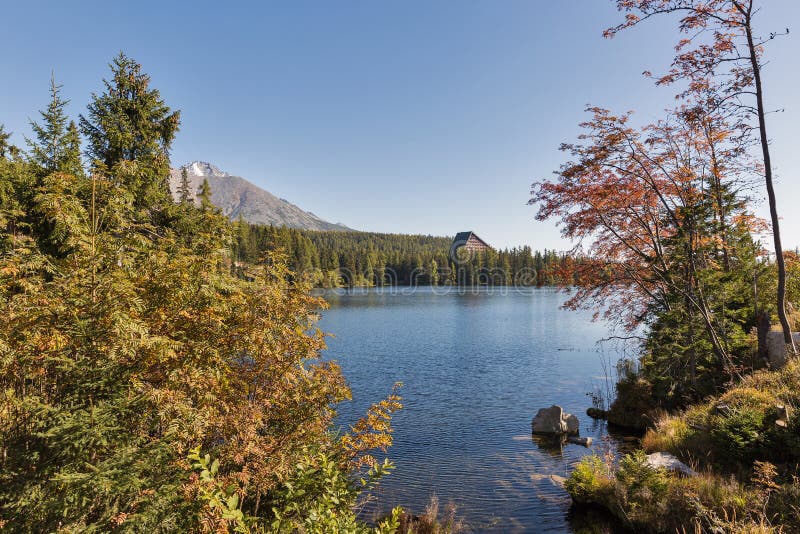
left=197, top=178, right=213, bottom=211
left=80, top=52, right=180, bottom=211
left=26, top=74, right=70, bottom=173
left=177, top=165, right=192, bottom=203
left=61, top=121, right=84, bottom=177
left=0, top=124, right=12, bottom=159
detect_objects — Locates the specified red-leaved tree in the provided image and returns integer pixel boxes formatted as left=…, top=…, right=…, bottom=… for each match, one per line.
left=531, top=106, right=762, bottom=382
left=605, top=0, right=796, bottom=352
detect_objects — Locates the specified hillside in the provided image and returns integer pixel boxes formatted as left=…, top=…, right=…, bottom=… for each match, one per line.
left=169, top=161, right=351, bottom=231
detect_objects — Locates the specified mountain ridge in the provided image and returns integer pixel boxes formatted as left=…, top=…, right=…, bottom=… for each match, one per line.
left=169, top=162, right=352, bottom=231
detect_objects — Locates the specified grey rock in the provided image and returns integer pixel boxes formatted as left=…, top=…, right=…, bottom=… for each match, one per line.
left=532, top=405, right=579, bottom=435
left=766, top=331, right=800, bottom=369
left=776, top=404, right=790, bottom=428
left=564, top=414, right=580, bottom=434
left=533, top=405, right=565, bottom=434
left=645, top=452, right=697, bottom=476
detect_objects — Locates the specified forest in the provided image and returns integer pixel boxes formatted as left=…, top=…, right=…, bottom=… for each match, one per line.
left=0, top=55, right=407, bottom=532
left=231, top=224, right=577, bottom=288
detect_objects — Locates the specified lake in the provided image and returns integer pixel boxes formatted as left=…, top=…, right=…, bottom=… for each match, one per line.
left=319, top=286, right=632, bottom=533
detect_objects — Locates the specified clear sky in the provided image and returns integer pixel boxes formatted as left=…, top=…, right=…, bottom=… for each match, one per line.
left=2, top=0, right=799, bottom=251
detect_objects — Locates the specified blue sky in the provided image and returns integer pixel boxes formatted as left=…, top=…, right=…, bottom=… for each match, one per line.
left=2, top=0, right=799, bottom=251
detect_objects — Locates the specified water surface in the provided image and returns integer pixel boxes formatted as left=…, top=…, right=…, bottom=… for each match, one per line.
left=319, top=287, right=630, bottom=533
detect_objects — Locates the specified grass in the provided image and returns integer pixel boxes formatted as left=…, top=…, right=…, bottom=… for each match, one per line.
left=566, top=358, right=800, bottom=533
left=565, top=452, right=775, bottom=532
left=639, top=360, right=800, bottom=470
left=395, top=496, right=464, bottom=534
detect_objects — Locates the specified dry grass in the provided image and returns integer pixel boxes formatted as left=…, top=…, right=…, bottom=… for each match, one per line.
left=565, top=453, right=783, bottom=533
left=396, top=495, right=465, bottom=534
left=572, top=358, right=800, bottom=532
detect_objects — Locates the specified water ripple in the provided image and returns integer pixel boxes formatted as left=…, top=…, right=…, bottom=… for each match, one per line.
left=321, top=288, right=628, bottom=533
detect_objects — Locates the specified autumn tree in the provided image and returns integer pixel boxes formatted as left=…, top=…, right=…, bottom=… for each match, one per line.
left=0, top=56, right=402, bottom=533
left=531, top=106, right=763, bottom=401
left=606, top=0, right=796, bottom=352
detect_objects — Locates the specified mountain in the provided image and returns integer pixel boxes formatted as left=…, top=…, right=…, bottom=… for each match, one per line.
left=169, top=162, right=351, bottom=231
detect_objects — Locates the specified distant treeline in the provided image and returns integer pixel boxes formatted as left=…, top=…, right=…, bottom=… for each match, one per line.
left=231, top=223, right=579, bottom=287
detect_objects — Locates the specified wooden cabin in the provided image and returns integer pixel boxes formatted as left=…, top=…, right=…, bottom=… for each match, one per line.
left=452, top=231, right=492, bottom=253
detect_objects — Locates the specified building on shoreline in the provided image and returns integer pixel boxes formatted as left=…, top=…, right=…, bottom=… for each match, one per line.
left=451, top=231, right=492, bottom=253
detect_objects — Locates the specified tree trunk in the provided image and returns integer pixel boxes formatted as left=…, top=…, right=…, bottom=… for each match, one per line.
left=744, top=17, right=796, bottom=354
left=757, top=310, right=771, bottom=366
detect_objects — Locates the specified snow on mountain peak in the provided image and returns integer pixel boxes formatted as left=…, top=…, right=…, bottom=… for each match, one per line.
left=182, top=161, right=229, bottom=178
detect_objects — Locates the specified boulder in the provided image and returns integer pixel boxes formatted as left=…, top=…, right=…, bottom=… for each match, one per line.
left=565, top=414, right=580, bottom=434
left=532, top=405, right=565, bottom=433
left=645, top=452, right=696, bottom=477
left=776, top=404, right=790, bottom=428
left=766, top=331, right=800, bottom=368
left=532, top=405, right=580, bottom=435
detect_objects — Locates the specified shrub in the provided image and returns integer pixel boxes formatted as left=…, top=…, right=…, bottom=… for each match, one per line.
left=607, top=375, right=656, bottom=430
left=710, top=409, right=767, bottom=468
left=267, top=448, right=400, bottom=533
left=614, top=451, right=670, bottom=521
left=565, top=455, right=615, bottom=506
left=566, top=451, right=767, bottom=533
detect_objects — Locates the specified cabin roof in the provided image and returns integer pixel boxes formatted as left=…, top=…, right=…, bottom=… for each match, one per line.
left=452, top=231, right=492, bottom=249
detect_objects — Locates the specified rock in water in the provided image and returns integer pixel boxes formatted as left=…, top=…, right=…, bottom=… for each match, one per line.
left=532, top=405, right=565, bottom=433
left=532, top=405, right=580, bottom=435
left=568, top=436, right=592, bottom=447
left=564, top=414, right=580, bottom=434
left=586, top=407, right=608, bottom=419
left=645, top=452, right=697, bottom=476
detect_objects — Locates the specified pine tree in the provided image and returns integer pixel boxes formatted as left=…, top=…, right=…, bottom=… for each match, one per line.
left=27, top=74, right=70, bottom=173
left=197, top=178, right=213, bottom=211
left=178, top=166, right=192, bottom=203
left=80, top=52, right=180, bottom=210
left=61, top=121, right=84, bottom=177
left=0, top=124, right=11, bottom=159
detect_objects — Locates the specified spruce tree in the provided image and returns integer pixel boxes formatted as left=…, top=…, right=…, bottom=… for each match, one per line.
left=27, top=74, right=70, bottom=173
left=61, top=121, right=84, bottom=177
left=0, top=124, right=11, bottom=159
left=177, top=165, right=192, bottom=203
left=80, top=52, right=180, bottom=211
left=197, top=177, right=213, bottom=211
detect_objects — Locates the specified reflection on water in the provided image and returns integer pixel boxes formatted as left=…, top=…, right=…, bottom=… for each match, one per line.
left=319, top=287, right=632, bottom=533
